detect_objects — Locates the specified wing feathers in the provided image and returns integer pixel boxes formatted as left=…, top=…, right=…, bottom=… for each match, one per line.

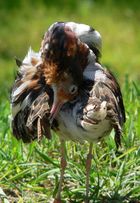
left=11, top=48, right=52, bottom=142
left=83, top=79, right=125, bottom=148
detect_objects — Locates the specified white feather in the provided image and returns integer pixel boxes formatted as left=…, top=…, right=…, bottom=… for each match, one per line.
left=66, top=22, right=102, bottom=52
left=86, top=101, right=107, bottom=120
left=20, top=48, right=42, bottom=75
left=12, top=81, right=31, bottom=98
left=66, top=22, right=91, bottom=35
left=23, top=47, right=41, bottom=64
left=12, top=103, right=21, bottom=118
left=12, top=92, right=31, bottom=118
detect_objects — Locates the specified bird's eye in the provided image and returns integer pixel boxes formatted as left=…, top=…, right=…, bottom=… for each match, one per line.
left=69, top=85, right=78, bottom=94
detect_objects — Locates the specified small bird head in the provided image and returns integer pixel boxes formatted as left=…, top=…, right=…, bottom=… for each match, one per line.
left=49, top=72, right=78, bottom=123
left=41, top=23, right=90, bottom=122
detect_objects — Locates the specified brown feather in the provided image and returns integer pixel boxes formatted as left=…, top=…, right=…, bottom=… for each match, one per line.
left=41, top=24, right=89, bottom=87
left=11, top=49, right=53, bottom=142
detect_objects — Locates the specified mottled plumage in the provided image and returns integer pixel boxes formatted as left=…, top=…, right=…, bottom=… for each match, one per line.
left=11, top=22, right=125, bottom=203
left=41, top=22, right=102, bottom=62
left=11, top=49, right=53, bottom=142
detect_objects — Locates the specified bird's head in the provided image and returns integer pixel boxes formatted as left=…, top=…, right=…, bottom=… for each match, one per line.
left=41, top=23, right=89, bottom=122
left=49, top=72, right=78, bottom=122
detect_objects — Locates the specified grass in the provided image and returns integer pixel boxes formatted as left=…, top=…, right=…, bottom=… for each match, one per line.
left=0, top=1, right=140, bottom=202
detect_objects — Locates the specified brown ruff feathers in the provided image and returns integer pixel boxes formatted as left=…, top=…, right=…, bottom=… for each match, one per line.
left=42, top=24, right=89, bottom=86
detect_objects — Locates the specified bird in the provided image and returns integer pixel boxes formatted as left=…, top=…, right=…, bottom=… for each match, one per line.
left=11, top=22, right=125, bottom=203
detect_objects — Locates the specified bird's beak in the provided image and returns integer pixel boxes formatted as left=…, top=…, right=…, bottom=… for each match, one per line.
left=49, top=99, right=64, bottom=124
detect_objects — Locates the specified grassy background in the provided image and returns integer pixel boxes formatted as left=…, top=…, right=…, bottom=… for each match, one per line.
left=0, top=0, right=140, bottom=202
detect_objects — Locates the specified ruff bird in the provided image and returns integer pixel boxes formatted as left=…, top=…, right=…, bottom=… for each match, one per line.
left=11, top=22, right=125, bottom=203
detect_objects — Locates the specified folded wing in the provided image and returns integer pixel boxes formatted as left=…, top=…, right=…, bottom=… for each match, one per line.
left=11, top=48, right=53, bottom=142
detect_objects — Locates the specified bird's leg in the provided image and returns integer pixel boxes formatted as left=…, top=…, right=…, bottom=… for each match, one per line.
left=54, top=140, right=67, bottom=203
left=85, top=143, right=93, bottom=203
